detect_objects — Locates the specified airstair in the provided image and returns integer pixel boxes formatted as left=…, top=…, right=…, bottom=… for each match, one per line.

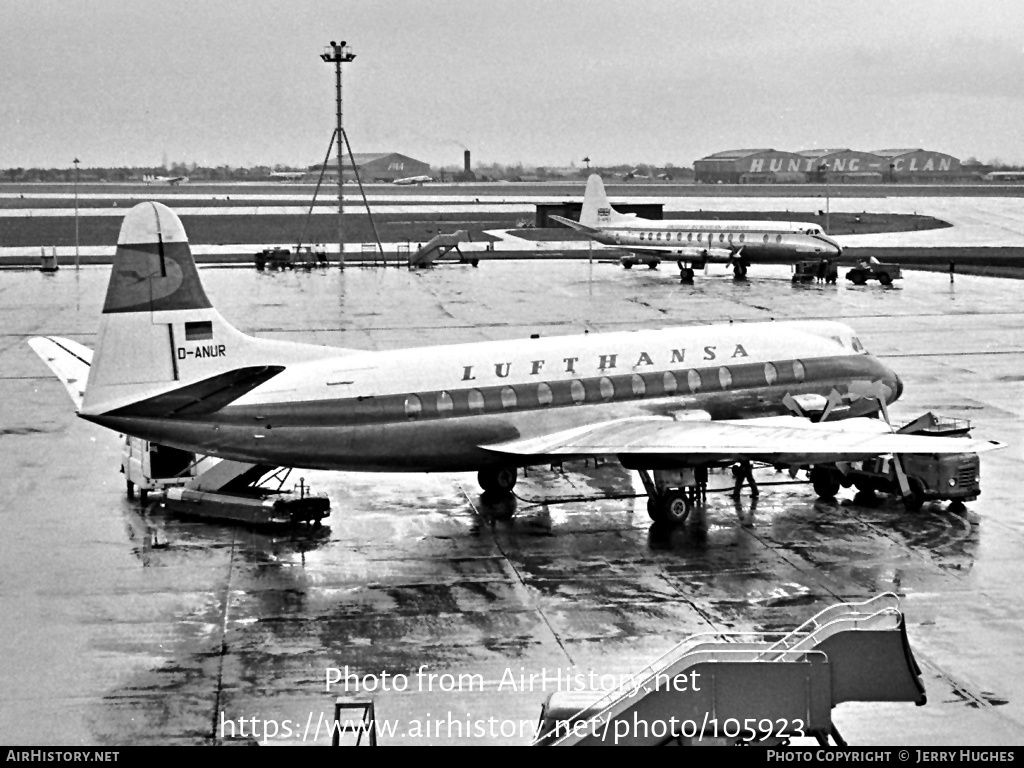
left=407, top=230, right=474, bottom=268
left=533, top=593, right=925, bottom=746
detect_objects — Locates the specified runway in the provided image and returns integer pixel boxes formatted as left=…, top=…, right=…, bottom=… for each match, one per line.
left=2, top=261, right=1023, bottom=745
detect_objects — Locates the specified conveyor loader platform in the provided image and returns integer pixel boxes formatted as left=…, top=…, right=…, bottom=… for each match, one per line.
left=407, top=230, right=474, bottom=268
left=534, top=593, right=925, bottom=746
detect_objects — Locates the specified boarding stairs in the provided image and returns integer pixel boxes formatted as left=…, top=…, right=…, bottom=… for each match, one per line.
left=407, top=230, right=473, bottom=268
left=533, top=593, right=925, bottom=746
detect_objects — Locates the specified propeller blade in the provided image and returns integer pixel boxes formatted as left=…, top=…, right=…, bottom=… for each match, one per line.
left=782, top=393, right=805, bottom=417
left=819, top=389, right=844, bottom=422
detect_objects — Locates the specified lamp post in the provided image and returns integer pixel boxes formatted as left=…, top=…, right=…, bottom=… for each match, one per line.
left=583, top=156, right=590, bottom=170
left=73, top=158, right=80, bottom=269
left=817, top=162, right=831, bottom=234
left=320, top=40, right=356, bottom=269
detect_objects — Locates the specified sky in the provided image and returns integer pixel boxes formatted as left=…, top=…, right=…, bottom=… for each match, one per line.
left=3, top=0, right=1024, bottom=170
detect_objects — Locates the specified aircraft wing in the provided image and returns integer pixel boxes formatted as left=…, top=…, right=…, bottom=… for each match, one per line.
left=481, top=415, right=1005, bottom=465
left=27, top=336, right=93, bottom=412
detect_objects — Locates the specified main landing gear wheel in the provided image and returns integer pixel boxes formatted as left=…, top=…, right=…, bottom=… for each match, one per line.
left=478, top=467, right=518, bottom=495
left=732, top=263, right=748, bottom=280
left=622, top=261, right=633, bottom=270
left=679, top=267, right=695, bottom=283
left=902, top=480, right=924, bottom=511
left=647, top=490, right=691, bottom=524
left=810, top=467, right=841, bottom=499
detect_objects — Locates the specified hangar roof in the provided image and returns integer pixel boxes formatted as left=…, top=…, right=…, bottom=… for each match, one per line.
left=700, top=149, right=775, bottom=160
left=348, top=152, right=403, bottom=165
left=872, top=148, right=924, bottom=158
left=797, top=148, right=852, bottom=158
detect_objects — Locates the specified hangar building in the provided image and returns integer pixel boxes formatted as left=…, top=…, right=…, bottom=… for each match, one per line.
left=871, top=149, right=961, bottom=182
left=695, top=147, right=963, bottom=183
left=316, top=152, right=431, bottom=182
left=796, top=149, right=886, bottom=183
left=695, top=149, right=808, bottom=184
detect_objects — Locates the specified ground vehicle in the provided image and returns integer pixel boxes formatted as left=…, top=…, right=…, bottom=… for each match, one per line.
left=808, top=414, right=980, bottom=510
left=255, top=246, right=327, bottom=270
left=846, top=259, right=902, bottom=286
left=122, top=436, right=197, bottom=503
left=792, top=259, right=838, bottom=284
left=620, top=254, right=660, bottom=269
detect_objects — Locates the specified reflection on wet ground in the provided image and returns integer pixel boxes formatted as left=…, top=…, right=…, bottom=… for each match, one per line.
left=1, top=262, right=1023, bottom=745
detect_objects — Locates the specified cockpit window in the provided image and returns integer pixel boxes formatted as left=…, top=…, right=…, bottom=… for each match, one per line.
left=851, top=337, right=866, bottom=353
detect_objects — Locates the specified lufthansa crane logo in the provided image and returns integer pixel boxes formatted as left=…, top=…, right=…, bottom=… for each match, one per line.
left=597, top=207, right=611, bottom=221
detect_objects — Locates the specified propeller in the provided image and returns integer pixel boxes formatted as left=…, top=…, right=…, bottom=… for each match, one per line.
left=869, top=389, right=912, bottom=497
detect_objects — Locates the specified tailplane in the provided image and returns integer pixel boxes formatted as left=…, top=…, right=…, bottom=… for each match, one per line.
left=579, top=174, right=636, bottom=228
left=81, top=202, right=343, bottom=417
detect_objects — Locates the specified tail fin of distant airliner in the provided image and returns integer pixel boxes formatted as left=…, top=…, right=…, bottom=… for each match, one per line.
left=80, top=201, right=343, bottom=417
left=579, top=174, right=636, bottom=229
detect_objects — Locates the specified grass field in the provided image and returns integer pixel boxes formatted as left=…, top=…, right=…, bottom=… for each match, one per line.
left=0, top=210, right=949, bottom=248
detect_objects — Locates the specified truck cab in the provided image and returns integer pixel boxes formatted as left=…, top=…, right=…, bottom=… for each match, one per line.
left=121, top=436, right=198, bottom=503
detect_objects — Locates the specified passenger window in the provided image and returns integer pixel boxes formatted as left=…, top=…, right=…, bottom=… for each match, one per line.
left=793, top=360, right=806, bottom=381
left=697, top=233, right=703, bottom=242
left=763, top=234, right=769, bottom=243
left=501, top=386, right=517, bottom=409
left=631, top=374, right=646, bottom=396
left=437, top=391, right=453, bottom=414
left=404, top=394, right=422, bottom=419
left=776, top=234, right=782, bottom=243
left=676, top=233, right=683, bottom=242
left=687, top=233, right=693, bottom=242
left=468, top=389, right=485, bottom=412
left=719, top=233, right=725, bottom=243
left=639, top=232, right=645, bottom=241
left=570, top=380, right=586, bottom=403
left=718, top=367, right=732, bottom=389
left=687, top=369, right=701, bottom=393
left=537, top=382, right=553, bottom=406
left=727, top=233, right=733, bottom=243
left=764, top=362, right=778, bottom=385
left=662, top=371, right=677, bottom=394
left=599, top=377, right=614, bottom=400
left=739, top=234, right=745, bottom=243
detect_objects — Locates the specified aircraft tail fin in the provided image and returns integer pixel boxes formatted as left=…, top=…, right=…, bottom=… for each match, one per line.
left=81, top=202, right=342, bottom=418
left=579, top=174, right=634, bottom=228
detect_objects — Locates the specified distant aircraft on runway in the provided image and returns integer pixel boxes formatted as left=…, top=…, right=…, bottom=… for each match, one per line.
left=552, top=175, right=842, bottom=281
left=143, top=174, right=189, bottom=186
left=268, top=171, right=306, bottom=181
left=27, top=202, right=1002, bottom=524
left=393, top=175, right=433, bottom=186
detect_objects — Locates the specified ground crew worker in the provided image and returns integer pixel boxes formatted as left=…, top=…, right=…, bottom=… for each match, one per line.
left=731, top=460, right=759, bottom=499
left=949, top=259, right=956, bottom=283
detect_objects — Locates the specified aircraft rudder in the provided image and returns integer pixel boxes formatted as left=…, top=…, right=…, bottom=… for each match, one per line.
left=579, top=174, right=619, bottom=228
left=102, top=201, right=211, bottom=315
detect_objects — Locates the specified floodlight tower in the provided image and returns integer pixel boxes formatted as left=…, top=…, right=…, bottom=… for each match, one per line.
left=321, top=40, right=356, bottom=268
left=73, top=158, right=80, bottom=270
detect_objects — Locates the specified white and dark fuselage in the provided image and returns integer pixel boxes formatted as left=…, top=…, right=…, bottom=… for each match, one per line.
left=590, top=220, right=842, bottom=263
left=86, top=319, right=896, bottom=473
left=556, top=175, right=842, bottom=266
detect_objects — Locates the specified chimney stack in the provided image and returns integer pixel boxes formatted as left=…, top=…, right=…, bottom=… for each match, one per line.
left=464, top=150, right=471, bottom=173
